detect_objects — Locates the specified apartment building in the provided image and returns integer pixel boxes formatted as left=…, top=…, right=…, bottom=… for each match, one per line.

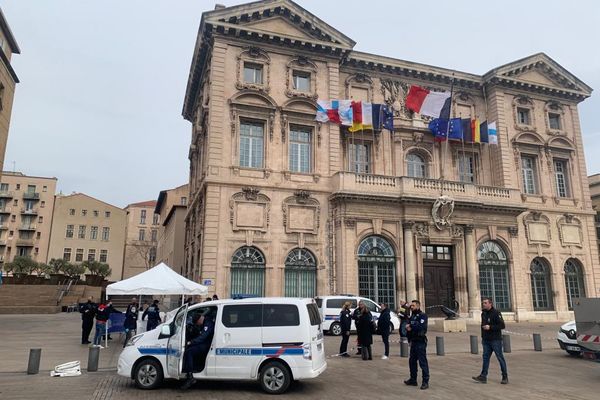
left=155, top=184, right=188, bottom=275
left=47, top=193, right=127, bottom=281
left=0, top=171, right=56, bottom=264
left=122, top=200, right=159, bottom=279
left=0, top=7, right=20, bottom=172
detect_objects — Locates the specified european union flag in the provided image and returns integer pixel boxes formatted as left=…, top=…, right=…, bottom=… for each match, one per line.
left=382, top=105, right=394, bottom=130
left=428, top=118, right=448, bottom=142
left=448, top=118, right=463, bottom=141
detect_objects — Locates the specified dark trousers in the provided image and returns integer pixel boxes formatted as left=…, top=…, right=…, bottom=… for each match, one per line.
left=81, top=319, right=93, bottom=343
left=183, top=344, right=209, bottom=373
left=381, top=332, right=390, bottom=356
left=146, top=319, right=159, bottom=331
left=339, top=332, right=350, bottom=354
left=481, top=339, right=508, bottom=378
left=361, top=345, right=372, bottom=360
left=409, top=341, right=429, bottom=383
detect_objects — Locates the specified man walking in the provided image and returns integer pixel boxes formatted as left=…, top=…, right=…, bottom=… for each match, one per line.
left=404, top=300, right=429, bottom=390
left=473, top=297, right=508, bottom=384
left=79, top=296, right=96, bottom=344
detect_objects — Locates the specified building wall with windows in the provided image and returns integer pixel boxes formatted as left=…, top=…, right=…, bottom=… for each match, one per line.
left=0, top=8, right=20, bottom=175
left=47, top=193, right=126, bottom=280
left=122, top=201, right=159, bottom=279
left=155, top=184, right=188, bottom=275
left=0, top=172, right=56, bottom=265
left=589, top=173, right=600, bottom=252
left=182, top=0, right=598, bottom=320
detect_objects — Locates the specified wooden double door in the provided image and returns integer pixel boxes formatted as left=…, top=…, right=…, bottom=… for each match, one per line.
left=422, top=245, right=455, bottom=317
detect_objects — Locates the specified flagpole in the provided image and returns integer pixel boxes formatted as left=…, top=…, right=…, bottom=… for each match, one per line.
left=441, top=75, right=456, bottom=193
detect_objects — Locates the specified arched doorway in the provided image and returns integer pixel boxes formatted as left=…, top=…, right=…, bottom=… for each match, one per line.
left=230, top=246, right=265, bottom=297
left=357, top=236, right=396, bottom=310
left=284, top=248, right=317, bottom=298
left=478, top=241, right=511, bottom=311
left=530, top=258, right=553, bottom=311
left=564, top=258, right=585, bottom=310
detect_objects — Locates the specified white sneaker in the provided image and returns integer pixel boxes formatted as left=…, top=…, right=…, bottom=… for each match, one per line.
left=98, top=345, right=105, bottom=349
left=381, top=355, right=389, bottom=360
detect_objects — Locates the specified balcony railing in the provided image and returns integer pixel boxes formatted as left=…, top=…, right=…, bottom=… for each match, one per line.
left=20, top=208, right=39, bottom=215
left=22, top=192, right=40, bottom=200
left=0, top=207, right=11, bottom=214
left=0, top=191, right=13, bottom=198
left=16, top=239, right=34, bottom=247
left=331, top=172, right=522, bottom=206
left=0, top=240, right=7, bottom=246
left=18, top=225, right=37, bottom=231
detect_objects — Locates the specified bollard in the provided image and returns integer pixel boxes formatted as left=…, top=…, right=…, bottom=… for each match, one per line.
left=470, top=335, right=479, bottom=354
left=533, top=333, right=542, bottom=351
left=502, top=334, right=512, bottom=353
left=436, top=336, right=445, bottom=356
left=400, top=340, right=408, bottom=358
left=87, top=346, right=100, bottom=372
left=27, top=348, right=41, bottom=375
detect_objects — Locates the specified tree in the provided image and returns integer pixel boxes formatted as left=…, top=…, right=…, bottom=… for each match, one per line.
left=130, top=242, right=157, bottom=270
left=5, top=256, right=38, bottom=275
left=48, top=258, right=69, bottom=275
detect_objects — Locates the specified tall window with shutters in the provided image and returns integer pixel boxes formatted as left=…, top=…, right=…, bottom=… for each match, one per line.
left=554, top=159, right=569, bottom=198
left=239, top=120, right=264, bottom=169
left=289, top=126, right=312, bottom=173
left=521, top=156, right=537, bottom=194
left=348, top=143, right=371, bottom=173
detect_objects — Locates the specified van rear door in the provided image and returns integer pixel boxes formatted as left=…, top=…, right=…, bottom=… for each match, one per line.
left=306, top=302, right=326, bottom=370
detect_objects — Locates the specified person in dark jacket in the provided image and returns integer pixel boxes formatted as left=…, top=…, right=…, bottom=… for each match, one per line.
left=473, top=297, right=508, bottom=384
left=123, top=298, right=139, bottom=347
left=356, top=305, right=373, bottom=361
left=79, top=296, right=96, bottom=344
left=103, top=300, right=121, bottom=340
left=142, top=300, right=161, bottom=331
left=181, top=311, right=216, bottom=390
left=93, top=302, right=110, bottom=348
left=339, top=301, right=352, bottom=357
left=404, top=300, right=429, bottom=390
left=378, top=303, right=391, bottom=359
left=352, top=300, right=365, bottom=355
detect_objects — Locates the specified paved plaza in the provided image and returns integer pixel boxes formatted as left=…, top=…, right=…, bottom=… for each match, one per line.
left=0, top=313, right=598, bottom=400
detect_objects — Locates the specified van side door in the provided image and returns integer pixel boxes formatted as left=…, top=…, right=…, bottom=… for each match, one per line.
left=215, top=303, right=263, bottom=378
left=166, top=305, right=188, bottom=379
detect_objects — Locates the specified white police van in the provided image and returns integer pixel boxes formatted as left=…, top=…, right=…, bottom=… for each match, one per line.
left=315, top=295, right=401, bottom=336
left=118, top=297, right=326, bottom=394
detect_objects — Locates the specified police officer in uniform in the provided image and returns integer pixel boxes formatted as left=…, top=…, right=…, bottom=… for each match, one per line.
left=123, top=297, right=139, bottom=347
left=339, top=301, right=352, bottom=357
left=142, top=300, right=161, bottom=331
left=181, top=310, right=216, bottom=390
left=404, top=300, right=429, bottom=390
left=79, top=296, right=96, bottom=344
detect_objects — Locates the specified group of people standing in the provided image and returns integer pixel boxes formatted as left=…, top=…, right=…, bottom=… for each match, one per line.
left=338, top=297, right=509, bottom=390
left=79, top=297, right=162, bottom=348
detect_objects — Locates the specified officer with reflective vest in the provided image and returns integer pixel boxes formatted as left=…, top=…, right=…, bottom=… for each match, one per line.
left=403, top=299, right=429, bottom=390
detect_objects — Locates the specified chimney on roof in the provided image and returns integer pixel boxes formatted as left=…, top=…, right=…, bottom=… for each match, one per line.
left=214, top=4, right=226, bottom=10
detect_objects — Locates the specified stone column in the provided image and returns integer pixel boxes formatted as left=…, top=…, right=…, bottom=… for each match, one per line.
left=464, top=225, right=480, bottom=317
left=403, top=222, right=417, bottom=302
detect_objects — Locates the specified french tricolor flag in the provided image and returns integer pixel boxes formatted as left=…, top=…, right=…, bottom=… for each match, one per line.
left=405, top=85, right=451, bottom=119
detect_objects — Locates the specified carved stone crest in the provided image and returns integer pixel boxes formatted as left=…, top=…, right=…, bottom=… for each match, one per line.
left=379, top=78, right=410, bottom=117
left=432, top=195, right=455, bottom=230
left=242, top=186, right=260, bottom=201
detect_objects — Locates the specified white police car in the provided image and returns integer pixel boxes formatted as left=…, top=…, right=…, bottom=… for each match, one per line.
left=118, top=297, right=326, bottom=394
left=557, top=320, right=581, bottom=356
left=314, top=295, right=401, bottom=336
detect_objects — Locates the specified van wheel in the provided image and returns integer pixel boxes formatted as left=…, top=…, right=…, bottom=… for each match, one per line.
left=259, top=361, right=291, bottom=394
left=330, top=322, right=342, bottom=336
left=134, top=359, right=163, bottom=390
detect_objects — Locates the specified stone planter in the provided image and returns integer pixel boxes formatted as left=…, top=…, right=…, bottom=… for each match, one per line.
left=23, top=274, right=39, bottom=284
left=12, top=273, right=27, bottom=284
left=49, top=273, right=66, bottom=285
left=85, top=274, right=104, bottom=286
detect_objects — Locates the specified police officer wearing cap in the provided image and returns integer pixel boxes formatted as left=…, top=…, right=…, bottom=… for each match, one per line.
left=403, top=299, right=429, bottom=390
left=142, top=300, right=161, bottom=331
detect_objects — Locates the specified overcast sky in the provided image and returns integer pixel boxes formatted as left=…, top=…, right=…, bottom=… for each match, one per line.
left=2, top=0, right=599, bottom=207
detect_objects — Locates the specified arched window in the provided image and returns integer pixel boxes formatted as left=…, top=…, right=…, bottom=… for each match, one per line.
left=284, top=248, right=317, bottom=298
left=357, top=236, right=396, bottom=309
left=406, top=153, right=427, bottom=178
left=564, top=259, right=585, bottom=310
left=478, top=241, right=511, bottom=311
left=530, top=258, right=553, bottom=311
left=231, top=246, right=265, bottom=297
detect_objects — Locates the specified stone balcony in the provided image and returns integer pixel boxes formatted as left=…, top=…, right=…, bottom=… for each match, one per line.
left=20, top=208, right=38, bottom=215
left=331, top=172, right=524, bottom=209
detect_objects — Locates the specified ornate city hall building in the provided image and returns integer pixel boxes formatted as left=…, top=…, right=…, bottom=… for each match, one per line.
left=182, top=0, right=598, bottom=321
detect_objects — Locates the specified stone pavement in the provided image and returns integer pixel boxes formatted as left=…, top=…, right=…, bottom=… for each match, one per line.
left=1, top=313, right=599, bottom=400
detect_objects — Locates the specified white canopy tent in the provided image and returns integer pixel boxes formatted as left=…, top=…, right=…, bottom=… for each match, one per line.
left=106, top=262, right=208, bottom=297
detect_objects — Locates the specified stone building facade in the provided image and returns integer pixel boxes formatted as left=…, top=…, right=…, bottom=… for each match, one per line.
left=182, top=0, right=598, bottom=321
left=47, top=193, right=126, bottom=281
left=155, top=184, right=188, bottom=275
left=0, top=7, right=19, bottom=174
left=122, top=200, right=159, bottom=279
